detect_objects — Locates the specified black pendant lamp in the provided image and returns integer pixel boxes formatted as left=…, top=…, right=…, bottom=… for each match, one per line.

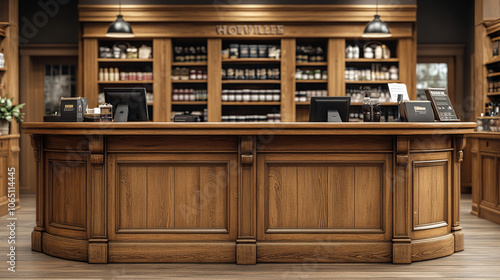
left=362, top=0, right=391, bottom=38
left=106, top=0, right=134, bottom=38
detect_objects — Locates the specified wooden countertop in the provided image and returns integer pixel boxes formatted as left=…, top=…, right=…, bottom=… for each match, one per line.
left=22, top=122, right=476, bottom=136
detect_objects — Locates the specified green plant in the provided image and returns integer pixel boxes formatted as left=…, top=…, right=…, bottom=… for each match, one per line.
left=0, top=96, right=25, bottom=123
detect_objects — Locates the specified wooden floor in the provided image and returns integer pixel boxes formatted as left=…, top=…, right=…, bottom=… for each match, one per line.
left=1, top=194, right=499, bottom=279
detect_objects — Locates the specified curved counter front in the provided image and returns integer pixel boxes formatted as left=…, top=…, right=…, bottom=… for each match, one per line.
left=22, top=122, right=475, bottom=264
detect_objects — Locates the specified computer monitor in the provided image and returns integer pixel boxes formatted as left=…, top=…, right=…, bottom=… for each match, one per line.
left=309, top=96, right=351, bottom=122
left=104, top=87, right=149, bottom=122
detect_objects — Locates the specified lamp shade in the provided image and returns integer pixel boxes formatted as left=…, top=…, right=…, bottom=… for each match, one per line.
left=362, top=15, right=391, bottom=38
left=106, top=15, right=134, bottom=38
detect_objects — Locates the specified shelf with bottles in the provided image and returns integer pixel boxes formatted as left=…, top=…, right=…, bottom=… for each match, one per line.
left=171, top=109, right=208, bottom=122
left=221, top=113, right=281, bottom=122
left=222, top=98, right=280, bottom=122
left=295, top=83, right=328, bottom=103
left=296, top=39, right=327, bottom=64
left=345, top=39, right=397, bottom=61
left=222, top=86, right=281, bottom=103
left=172, top=87, right=207, bottom=103
left=98, top=81, right=154, bottom=85
left=222, top=40, right=281, bottom=61
left=346, top=80, right=401, bottom=84
left=222, top=66, right=280, bottom=81
left=345, top=63, right=399, bottom=82
left=295, top=67, right=327, bottom=81
left=171, top=67, right=207, bottom=81
left=349, top=106, right=399, bottom=122
left=346, top=85, right=393, bottom=104
left=345, top=58, right=399, bottom=63
left=173, top=39, right=207, bottom=63
left=97, top=58, right=154, bottom=63
left=98, top=40, right=153, bottom=60
left=98, top=66, right=153, bottom=83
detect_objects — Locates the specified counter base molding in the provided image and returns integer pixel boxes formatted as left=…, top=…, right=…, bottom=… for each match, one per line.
left=22, top=123, right=475, bottom=264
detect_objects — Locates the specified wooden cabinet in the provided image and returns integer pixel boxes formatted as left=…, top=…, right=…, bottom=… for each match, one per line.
left=79, top=5, right=417, bottom=122
left=470, top=133, right=500, bottom=224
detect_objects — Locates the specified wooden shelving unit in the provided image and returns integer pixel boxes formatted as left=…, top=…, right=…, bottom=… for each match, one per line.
left=345, top=58, right=400, bottom=63
left=172, top=62, right=207, bottom=66
left=222, top=80, right=280, bottom=84
left=98, top=81, right=153, bottom=84
left=222, top=102, right=281, bottom=106
left=172, top=101, right=208, bottom=105
left=222, top=58, right=281, bottom=64
left=81, top=5, right=416, bottom=122
left=296, top=62, right=327, bottom=66
left=296, top=80, right=328, bottom=83
left=172, top=80, right=207, bottom=83
left=346, top=80, right=401, bottom=84
left=97, top=58, right=154, bottom=63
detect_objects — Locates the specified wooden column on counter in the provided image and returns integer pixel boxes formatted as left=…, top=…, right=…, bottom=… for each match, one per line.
left=237, top=136, right=257, bottom=264
left=30, top=135, right=43, bottom=252
left=88, top=136, right=107, bottom=263
left=393, top=136, right=411, bottom=264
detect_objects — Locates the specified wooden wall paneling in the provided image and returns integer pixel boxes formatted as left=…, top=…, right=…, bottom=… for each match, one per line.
left=146, top=166, right=175, bottom=228
left=208, top=39, right=222, bottom=122
left=83, top=39, right=99, bottom=107
left=237, top=136, right=257, bottom=264
left=328, top=166, right=355, bottom=228
left=452, top=136, right=466, bottom=252
left=4, top=0, right=18, bottom=135
left=393, top=136, right=411, bottom=263
left=88, top=136, right=107, bottom=263
left=297, top=166, right=327, bottom=228
left=354, top=166, right=383, bottom=229
left=78, top=5, right=417, bottom=23
left=30, top=135, right=43, bottom=252
left=118, top=164, right=148, bottom=229
left=153, top=39, right=171, bottom=121
left=481, top=154, right=497, bottom=206
left=281, top=38, right=295, bottom=122
left=267, top=165, right=298, bottom=229
left=398, top=38, right=416, bottom=100
left=329, top=39, right=345, bottom=97
left=412, top=160, right=448, bottom=229
left=45, top=152, right=87, bottom=240
left=82, top=22, right=415, bottom=40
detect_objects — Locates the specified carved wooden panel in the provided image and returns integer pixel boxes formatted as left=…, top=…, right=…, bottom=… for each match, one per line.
left=266, top=163, right=383, bottom=231
left=117, top=163, right=228, bottom=231
left=413, top=161, right=448, bottom=229
left=48, top=159, right=87, bottom=231
left=481, top=155, right=498, bottom=206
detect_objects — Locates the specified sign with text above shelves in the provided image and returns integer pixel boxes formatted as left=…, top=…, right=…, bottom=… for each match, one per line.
left=216, top=25, right=285, bottom=36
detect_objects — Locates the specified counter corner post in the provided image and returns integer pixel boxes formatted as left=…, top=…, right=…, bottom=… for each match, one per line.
left=88, top=135, right=108, bottom=263
left=237, top=136, right=257, bottom=265
left=452, top=135, right=466, bottom=252
left=30, top=134, right=44, bottom=252
left=393, top=136, right=412, bottom=264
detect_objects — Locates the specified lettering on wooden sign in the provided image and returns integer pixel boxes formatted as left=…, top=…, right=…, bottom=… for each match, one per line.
left=216, top=25, right=285, bottom=36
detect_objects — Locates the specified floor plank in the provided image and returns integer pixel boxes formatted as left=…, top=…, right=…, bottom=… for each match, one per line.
left=0, top=194, right=499, bottom=279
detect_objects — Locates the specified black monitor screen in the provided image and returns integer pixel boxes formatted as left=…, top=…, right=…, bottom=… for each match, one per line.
left=309, top=97, right=351, bottom=122
left=104, top=87, right=149, bottom=122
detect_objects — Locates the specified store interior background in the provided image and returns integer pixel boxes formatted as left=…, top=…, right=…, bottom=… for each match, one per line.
left=17, top=0, right=475, bottom=194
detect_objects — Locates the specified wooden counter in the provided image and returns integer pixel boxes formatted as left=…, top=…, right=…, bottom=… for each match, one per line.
left=468, top=132, right=500, bottom=224
left=23, top=122, right=475, bottom=264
